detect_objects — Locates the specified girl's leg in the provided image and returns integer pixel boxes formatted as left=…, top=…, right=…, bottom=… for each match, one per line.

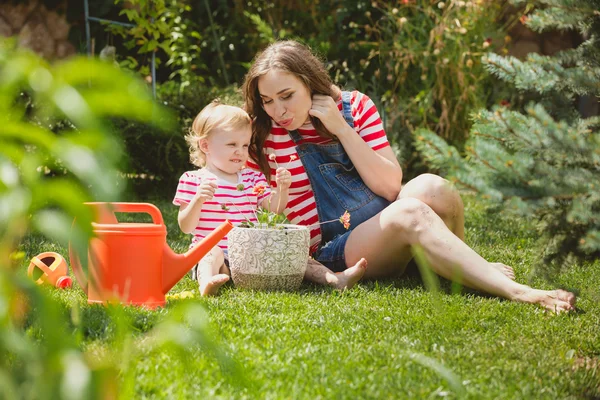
left=304, top=257, right=368, bottom=290
left=399, top=174, right=514, bottom=279
left=197, top=246, right=229, bottom=296
left=343, top=197, right=575, bottom=312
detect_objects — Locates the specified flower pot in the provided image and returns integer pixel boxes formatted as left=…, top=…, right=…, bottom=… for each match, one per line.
left=228, top=224, right=310, bottom=291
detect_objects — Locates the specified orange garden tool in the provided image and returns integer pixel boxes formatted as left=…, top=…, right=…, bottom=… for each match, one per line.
left=69, top=202, right=232, bottom=308
left=28, top=252, right=73, bottom=289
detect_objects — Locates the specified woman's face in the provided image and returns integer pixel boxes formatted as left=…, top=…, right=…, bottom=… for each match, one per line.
left=257, top=69, right=312, bottom=131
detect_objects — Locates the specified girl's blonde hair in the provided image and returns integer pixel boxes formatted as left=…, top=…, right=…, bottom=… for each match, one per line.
left=185, top=100, right=252, bottom=167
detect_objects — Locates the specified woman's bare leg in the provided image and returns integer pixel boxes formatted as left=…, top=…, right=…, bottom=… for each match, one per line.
left=343, top=197, right=575, bottom=312
left=304, top=258, right=367, bottom=290
left=400, top=174, right=514, bottom=279
left=197, top=247, right=229, bottom=296
left=399, top=173, right=465, bottom=239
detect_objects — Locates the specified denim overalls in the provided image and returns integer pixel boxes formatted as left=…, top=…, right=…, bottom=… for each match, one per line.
left=288, top=91, right=391, bottom=272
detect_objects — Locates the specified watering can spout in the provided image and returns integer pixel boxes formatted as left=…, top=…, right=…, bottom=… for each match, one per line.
left=162, top=220, right=233, bottom=293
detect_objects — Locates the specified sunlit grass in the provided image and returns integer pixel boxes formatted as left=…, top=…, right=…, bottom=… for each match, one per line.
left=18, top=195, right=600, bottom=399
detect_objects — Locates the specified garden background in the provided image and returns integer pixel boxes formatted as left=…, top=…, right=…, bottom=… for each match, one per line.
left=1, top=0, right=599, bottom=398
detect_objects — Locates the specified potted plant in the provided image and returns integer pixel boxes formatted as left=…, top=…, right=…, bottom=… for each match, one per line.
left=225, top=181, right=350, bottom=291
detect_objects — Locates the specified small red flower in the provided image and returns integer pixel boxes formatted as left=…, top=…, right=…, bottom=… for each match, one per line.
left=520, top=15, right=528, bottom=24
left=339, top=210, right=351, bottom=230
left=252, top=184, right=266, bottom=196
left=500, top=99, right=510, bottom=107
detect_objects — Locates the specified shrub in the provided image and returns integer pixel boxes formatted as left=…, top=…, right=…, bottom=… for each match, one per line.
left=335, top=1, right=508, bottom=173
left=414, top=0, right=600, bottom=277
left=83, top=1, right=507, bottom=182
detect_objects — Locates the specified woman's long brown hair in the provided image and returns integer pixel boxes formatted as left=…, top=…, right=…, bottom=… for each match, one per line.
left=241, top=40, right=340, bottom=181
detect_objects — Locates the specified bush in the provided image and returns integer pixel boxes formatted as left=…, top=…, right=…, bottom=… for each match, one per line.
left=110, top=1, right=506, bottom=174
left=367, top=1, right=507, bottom=158
left=81, top=1, right=507, bottom=184
left=414, top=0, right=600, bottom=277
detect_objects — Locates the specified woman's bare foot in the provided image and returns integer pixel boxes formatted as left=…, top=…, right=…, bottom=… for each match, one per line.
left=491, top=262, right=515, bottom=280
left=199, top=274, right=230, bottom=296
left=516, top=288, right=576, bottom=313
left=330, top=258, right=368, bottom=290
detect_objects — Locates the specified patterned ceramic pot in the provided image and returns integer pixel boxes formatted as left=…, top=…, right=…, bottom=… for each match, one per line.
left=228, top=224, right=310, bottom=291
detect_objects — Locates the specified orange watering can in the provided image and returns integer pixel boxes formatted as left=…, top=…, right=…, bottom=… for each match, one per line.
left=28, top=252, right=72, bottom=289
left=69, top=202, right=233, bottom=308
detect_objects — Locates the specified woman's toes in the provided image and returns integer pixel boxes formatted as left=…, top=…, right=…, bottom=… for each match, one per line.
left=542, top=290, right=576, bottom=313
left=491, top=262, right=516, bottom=280
left=335, top=258, right=367, bottom=290
left=355, top=258, right=368, bottom=270
left=555, top=289, right=577, bottom=307
left=516, top=288, right=576, bottom=313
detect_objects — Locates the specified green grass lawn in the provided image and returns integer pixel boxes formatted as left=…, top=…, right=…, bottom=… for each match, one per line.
left=19, top=195, right=600, bottom=399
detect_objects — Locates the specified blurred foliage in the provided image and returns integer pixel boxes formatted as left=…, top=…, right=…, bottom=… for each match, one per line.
left=0, top=39, right=239, bottom=398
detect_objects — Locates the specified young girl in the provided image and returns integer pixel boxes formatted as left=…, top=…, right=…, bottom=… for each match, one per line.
left=173, top=100, right=366, bottom=296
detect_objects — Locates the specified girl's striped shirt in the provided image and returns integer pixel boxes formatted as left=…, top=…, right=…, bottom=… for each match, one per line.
left=173, top=168, right=271, bottom=251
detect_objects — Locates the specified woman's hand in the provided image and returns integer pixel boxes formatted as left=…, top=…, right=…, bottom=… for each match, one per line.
left=275, top=167, right=292, bottom=190
left=309, top=94, right=353, bottom=138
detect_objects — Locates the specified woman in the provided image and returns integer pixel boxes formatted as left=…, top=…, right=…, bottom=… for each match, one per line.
left=242, top=40, right=575, bottom=312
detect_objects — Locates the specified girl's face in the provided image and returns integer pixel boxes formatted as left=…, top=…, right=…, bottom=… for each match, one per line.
left=257, top=69, right=313, bottom=131
left=201, top=125, right=251, bottom=176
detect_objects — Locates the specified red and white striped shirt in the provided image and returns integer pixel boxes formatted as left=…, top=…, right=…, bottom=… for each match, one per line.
left=247, top=90, right=389, bottom=253
left=173, top=168, right=271, bottom=251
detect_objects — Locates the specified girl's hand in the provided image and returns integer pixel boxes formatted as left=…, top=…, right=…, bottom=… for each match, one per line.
left=308, top=94, right=351, bottom=137
left=275, top=167, right=292, bottom=190
left=195, top=179, right=218, bottom=203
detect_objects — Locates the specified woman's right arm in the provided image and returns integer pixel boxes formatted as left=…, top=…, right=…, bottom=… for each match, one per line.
left=309, top=94, right=402, bottom=201
left=177, top=180, right=218, bottom=233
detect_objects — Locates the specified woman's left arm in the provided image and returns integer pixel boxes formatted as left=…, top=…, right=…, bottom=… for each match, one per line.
left=310, top=95, right=403, bottom=201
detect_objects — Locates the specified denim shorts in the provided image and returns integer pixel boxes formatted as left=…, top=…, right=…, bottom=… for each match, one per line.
left=313, top=230, right=352, bottom=273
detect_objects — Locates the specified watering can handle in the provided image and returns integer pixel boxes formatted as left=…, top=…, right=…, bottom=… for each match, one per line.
left=88, top=202, right=165, bottom=226
left=28, top=257, right=53, bottom=285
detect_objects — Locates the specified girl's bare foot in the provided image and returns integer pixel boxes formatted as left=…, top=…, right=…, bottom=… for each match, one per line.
left=516, top=288, right=576, bottom=313
left=331, top=258, right=368, bottom=290
left=199, top=274, right=230, bottom=296
left=491, top=262, right=515, bottom=280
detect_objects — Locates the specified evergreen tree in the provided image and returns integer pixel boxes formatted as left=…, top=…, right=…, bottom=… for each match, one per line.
left=414, top=0, right=600, bottom=276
